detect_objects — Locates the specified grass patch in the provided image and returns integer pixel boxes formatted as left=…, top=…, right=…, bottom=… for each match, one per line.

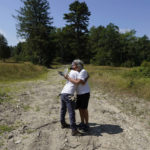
left=22, top=104, right=31, bottom=111
left=0, top=125, right=14, bottom=135
left=0, top=91, right=11, bottom=104
left=85, top=65, right=150, bottom=101
left=0, top=62, right=48, bottom=83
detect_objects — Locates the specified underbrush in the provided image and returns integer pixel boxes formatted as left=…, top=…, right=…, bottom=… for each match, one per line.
left=124, top=61, right=150, bottom=78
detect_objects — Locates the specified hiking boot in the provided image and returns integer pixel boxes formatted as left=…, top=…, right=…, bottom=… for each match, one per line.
left=71, top=130, right=83, bottom=136
left=61, top=123, right=70, bottom=129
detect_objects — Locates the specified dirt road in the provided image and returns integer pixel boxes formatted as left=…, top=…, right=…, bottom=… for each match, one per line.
left=0, top=67, right=150, bottom=150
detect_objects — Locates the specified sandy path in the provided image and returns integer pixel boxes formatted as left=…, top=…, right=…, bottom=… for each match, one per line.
left=1, top=68, right=150, bottom=150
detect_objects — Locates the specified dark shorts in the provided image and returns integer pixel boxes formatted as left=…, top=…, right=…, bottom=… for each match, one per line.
left=76, top=93, right=90, bottom=109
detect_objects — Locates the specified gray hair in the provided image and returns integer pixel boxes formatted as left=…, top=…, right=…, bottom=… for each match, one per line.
left=72, top=59, right=84, bottom=70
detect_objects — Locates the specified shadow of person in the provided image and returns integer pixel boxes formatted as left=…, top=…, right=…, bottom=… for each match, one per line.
left=84, top=123, right=123, bottom=136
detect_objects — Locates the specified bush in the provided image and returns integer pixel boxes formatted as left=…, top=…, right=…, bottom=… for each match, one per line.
left=122, top=60, right=135, bottom=67
left=52, top=57, right=63, bottom=65
left=124, top=61, right=150, bottom=78
left=141, top=61, right=150, bottom=67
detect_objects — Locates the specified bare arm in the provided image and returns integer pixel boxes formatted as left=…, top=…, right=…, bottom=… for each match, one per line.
left=65, top=73, right=89, bottom=85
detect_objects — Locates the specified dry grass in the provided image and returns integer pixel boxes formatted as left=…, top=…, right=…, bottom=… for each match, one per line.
left=85, top=65, right=150, bottom=101
left=0, top=62, right=48, bottom=83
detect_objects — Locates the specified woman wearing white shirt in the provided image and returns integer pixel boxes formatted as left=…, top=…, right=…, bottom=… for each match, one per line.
left=60, top=66, right=82, bottom=136
left=66, top=59, right=90, bottom=132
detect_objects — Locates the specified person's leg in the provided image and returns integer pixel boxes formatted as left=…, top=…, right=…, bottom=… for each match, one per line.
left=60, top=94, right=67, bottom=125
left=83, top=109, right=89, bottom=125
left=79, top=108, right=84, bottom=123
left=81, top=93, right=90, bottom=131
left=67, top=99, right=76, bottom=130
left=77, top=109, right=85, bottom=130
left=77, top=95, right=84, bottom=125
left=66, top=95, right=82, bottom=136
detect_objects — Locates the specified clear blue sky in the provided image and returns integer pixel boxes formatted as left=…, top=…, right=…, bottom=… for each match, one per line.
left=0, top=0, right=150, bottom=46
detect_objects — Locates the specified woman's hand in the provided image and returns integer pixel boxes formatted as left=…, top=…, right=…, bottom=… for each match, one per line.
left=64, top=74, right=69, bottom=80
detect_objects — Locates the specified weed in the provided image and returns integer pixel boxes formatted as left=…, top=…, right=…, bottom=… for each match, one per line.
left=0, top=125, right=14, bottom=135
left=22, top=104, right=31, bottom=111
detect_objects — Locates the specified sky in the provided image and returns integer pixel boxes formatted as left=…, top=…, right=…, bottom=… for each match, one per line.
left=0, top=0, right=150, bottom=46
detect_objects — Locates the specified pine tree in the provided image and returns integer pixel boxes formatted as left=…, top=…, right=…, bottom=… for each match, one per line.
left=63, top=1, right=91, bottom=63
left=15, top=0, right=54, bottom=66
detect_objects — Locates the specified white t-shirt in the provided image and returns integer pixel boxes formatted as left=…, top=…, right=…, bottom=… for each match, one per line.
left=61, top=70, right=79, bottom=94
left=77, top=69, right=90, bottom=95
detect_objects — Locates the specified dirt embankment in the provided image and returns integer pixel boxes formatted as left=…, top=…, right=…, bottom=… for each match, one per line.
left=0, top=68, right=150, bottom=150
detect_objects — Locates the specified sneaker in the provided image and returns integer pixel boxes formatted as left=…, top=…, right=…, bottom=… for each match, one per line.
left=61, top=123, right=70, bottom=129
left=77, top=122, right=85, bottom=130
left=83, top=124, right=90, bottom=132
left=71, top=130, right=83, bottom=136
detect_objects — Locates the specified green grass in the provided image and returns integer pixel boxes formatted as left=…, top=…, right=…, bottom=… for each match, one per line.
left=85, top=65, right=150, bottom=101
left=0, top=62, right=48, bottom=83
left=22, top=104, right=31, bottom=111
left=0, top=125, right=14, bottom=135
left=0, top=91, right=11, bottom=104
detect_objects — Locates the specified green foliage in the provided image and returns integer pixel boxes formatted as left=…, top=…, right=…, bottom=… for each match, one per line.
left=11, top=42, right=28, bottom=62
left=63, top=1, right=91, bottom=63
left=124, top=61, right=150, bottom=78
left=89, top=23, right=122, bottom=66
left=52, top=57, right=63, bottom=65
left=141, top=61, right=150, bottom=67
left=7, top=0, right=150, bottom=67
left=0, top=33, right=10, bottom=61
left=15, top=0, right=54, bottom=66
left=122, top=60, right=135, bottom=67
left=89, top=23, right=150, bottom=67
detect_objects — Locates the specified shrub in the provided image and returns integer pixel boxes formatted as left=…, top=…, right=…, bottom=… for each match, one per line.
left=124, top=61, right=150, bottom=78
left=122, top=60, right=135, bottom=67
left=141, top=61, right=150, bottom=67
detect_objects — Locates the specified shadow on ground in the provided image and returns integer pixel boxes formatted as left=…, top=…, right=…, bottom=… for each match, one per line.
left=84, top=123, right=123, bottom=136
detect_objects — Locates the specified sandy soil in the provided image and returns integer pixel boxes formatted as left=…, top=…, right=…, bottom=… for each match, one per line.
left=0, top=67, right=150, bottom=150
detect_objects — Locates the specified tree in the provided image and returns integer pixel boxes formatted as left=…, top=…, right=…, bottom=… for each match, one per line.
left=137, top=35, right=150, bottom=63
left=89, top=23, right=122, bottom=66
left=0, top=33, right=10, bottom=61
left=15, top=0, right=54, bottom=66
left=120, top=30, right=140, bottom=67
left=53, top=27, right=75, bottom=63
left=63, top=1, right=91, bottom=63
left=89, top=26, right=106, bottom=64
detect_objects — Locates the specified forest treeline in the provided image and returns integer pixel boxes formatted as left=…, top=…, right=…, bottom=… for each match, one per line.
left=0, top=0, right=150, bottom=67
